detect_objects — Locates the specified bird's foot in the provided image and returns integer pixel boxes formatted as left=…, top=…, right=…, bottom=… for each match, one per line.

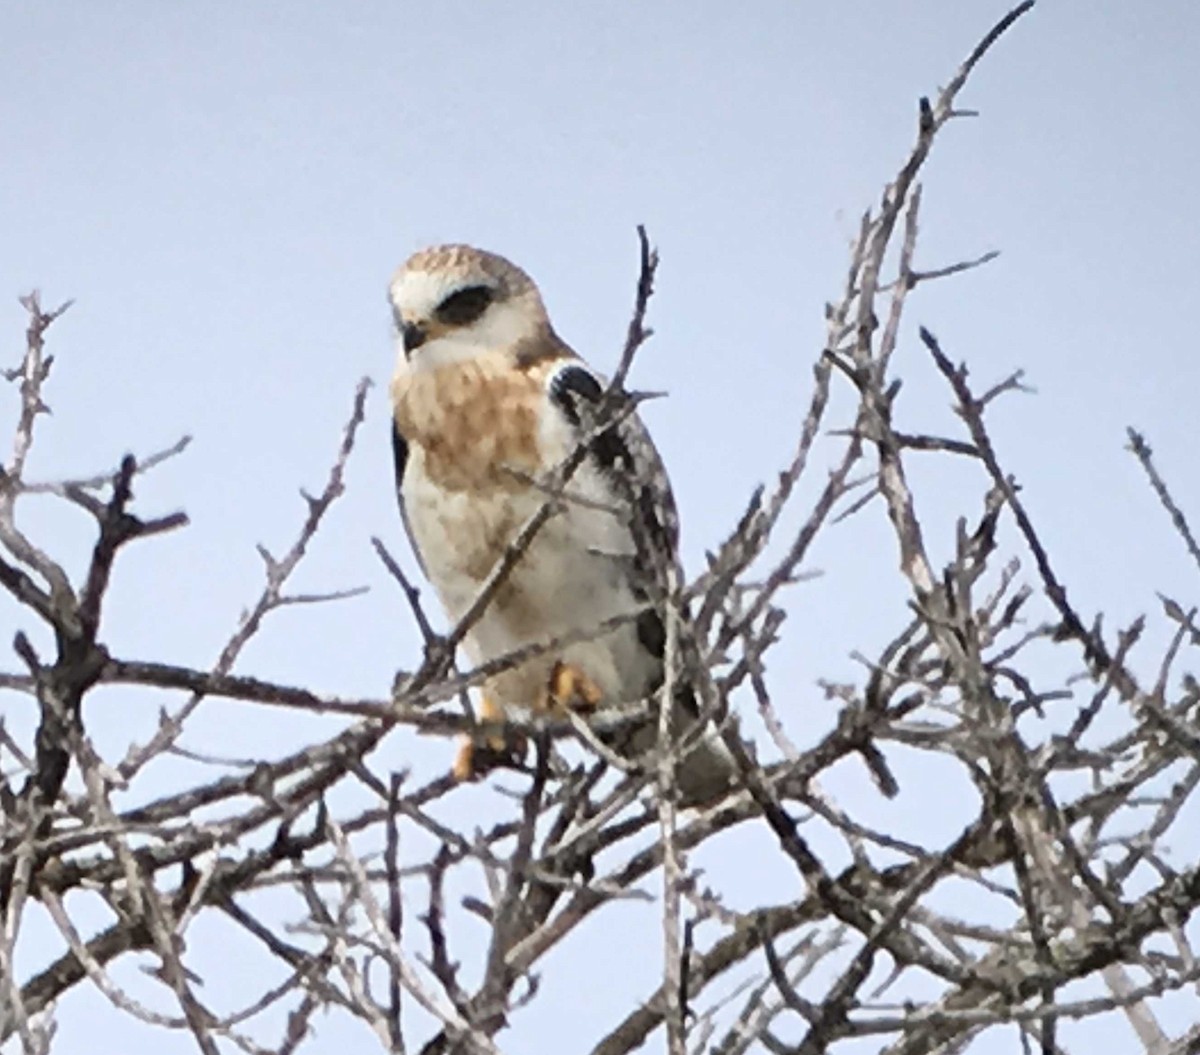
left=451, top=695, right=527, bottom=782
left=452, top=734, right=527, bottom=781
left=545, top=660, right=603, bottom=712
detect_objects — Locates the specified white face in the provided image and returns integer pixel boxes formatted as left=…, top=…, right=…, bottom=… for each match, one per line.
left=390, top=267, right=540, bottom=373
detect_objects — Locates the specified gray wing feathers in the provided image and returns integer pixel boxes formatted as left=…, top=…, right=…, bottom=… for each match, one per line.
left=546, top=362, right=736, bottom=806
left=545, top=363, right=680, bottom=597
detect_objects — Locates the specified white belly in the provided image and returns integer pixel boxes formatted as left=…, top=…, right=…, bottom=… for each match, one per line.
left=403, top=447, right=659, bottom=710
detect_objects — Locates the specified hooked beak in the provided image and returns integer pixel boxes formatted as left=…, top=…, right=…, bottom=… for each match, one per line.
left=402, top=321, right=427, bottom=356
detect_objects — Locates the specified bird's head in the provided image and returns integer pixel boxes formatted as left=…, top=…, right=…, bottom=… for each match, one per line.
left=389, top=244, right=551, bottom=371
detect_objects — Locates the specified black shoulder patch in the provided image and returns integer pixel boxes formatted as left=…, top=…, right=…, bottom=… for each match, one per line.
left=636, top=608, right=666, bottom=659
left=392, top=421, right=409, bottom=500
left=389, top=420, right=431, bottom=579
left=548, top=364, right=604, bottom=425
left=548, top=365, right=629, bottom=472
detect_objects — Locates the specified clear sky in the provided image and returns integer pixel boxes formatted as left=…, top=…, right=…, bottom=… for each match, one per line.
left=3, top=3, right=1199, bottom=1053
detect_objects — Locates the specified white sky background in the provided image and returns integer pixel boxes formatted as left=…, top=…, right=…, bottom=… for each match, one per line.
left=2, top=2, right=1200, bottom=1053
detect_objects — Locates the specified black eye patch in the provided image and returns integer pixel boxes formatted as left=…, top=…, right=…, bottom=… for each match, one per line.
left=436, top=285, right=494, bottom=326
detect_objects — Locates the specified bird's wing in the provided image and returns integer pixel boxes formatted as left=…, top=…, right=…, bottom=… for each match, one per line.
left=391, top=420, right=430, bottom=579
left=546, top=360, right=736, bottom=804
left=546, top=360, right=681, bottom=658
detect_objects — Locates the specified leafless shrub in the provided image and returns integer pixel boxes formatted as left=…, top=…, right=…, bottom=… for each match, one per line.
left=4, top=4, right=1200, bottom=1053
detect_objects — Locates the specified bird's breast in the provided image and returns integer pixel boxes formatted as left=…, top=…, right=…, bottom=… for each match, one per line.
left=391, top=352, right=654, bottom=707
left=392, top=353, right=547, bottom=492
left=392, top=353, right=566, bottom=591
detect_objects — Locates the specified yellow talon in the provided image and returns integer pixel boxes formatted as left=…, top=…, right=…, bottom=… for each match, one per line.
left=451, top=666, right=602, bottom=782
left=546, top=660, right=603, bottom=712
left=451, top=740, right=479, bottom=782
left=452, top=694, right=526, bottom=781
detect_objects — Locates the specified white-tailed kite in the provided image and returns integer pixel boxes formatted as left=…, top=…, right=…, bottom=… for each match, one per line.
left=389, top=244, right=734, bottom=805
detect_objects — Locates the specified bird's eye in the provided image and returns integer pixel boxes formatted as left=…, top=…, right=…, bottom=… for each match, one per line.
left=436, top=285, right=493, bottom=326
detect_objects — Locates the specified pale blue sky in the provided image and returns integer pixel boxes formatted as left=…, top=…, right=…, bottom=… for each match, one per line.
left=3, top=3, right=1199, bottom=1052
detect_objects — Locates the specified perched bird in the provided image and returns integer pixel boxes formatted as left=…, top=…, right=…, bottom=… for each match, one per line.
left=388, top=244, right=735, bottom=805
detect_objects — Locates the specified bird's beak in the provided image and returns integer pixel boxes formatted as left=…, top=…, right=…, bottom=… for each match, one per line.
left=402, top=321, right=428, bottom=356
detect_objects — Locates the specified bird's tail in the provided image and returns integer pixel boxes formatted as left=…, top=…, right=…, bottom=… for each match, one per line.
left=674, top=720, right=738, bottom=807
left=596, top=687, right=738, bottom=807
